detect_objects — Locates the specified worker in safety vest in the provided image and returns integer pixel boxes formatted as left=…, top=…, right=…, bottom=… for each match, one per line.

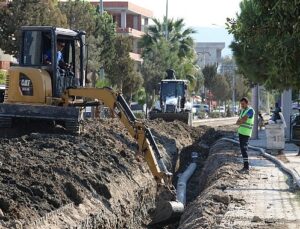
left=236, top=97, right=255, bottom=172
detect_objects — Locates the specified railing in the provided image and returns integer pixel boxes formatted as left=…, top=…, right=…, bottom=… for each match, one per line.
left=116, top=27, right=145, bottom=37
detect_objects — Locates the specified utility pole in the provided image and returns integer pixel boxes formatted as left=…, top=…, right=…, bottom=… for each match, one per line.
left=165, top=0, right=169, bottom=39
left=281, top=90, right=292, bottom=140
left=99, top=0, right=104, bottom=15
left=252, top=84, right=259, bottom=139
left=267, top=90, right=270, bottom=114
left=197, top=51, right=211, bottom=107
left=232, top=72, right=236, bottom=114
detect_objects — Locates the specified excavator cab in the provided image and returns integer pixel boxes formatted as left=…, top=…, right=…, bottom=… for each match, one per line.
left=149, top=69, right=193, bottom=125
left=20, top=26, right=86, bottom=97
left=0, top=26, right=86, bottom=130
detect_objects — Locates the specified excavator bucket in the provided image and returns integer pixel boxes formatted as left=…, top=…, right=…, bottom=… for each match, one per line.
left=149, top=111, right=192, bottom=126
left=150, top=200, right=184, bottom=226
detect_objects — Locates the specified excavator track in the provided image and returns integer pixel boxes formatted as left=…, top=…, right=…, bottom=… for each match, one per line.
left=65, top=119, right=80, bottom=134
left=0, top=116, right=12, bottom=128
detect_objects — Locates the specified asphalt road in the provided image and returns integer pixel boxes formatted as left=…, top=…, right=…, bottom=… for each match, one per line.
left=192, top=116, right=238, bottom=127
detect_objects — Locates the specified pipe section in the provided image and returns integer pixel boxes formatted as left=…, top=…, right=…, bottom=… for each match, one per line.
left=221, top=138, right=300, bottom=188
left=176, top=152, right=198, bottom=205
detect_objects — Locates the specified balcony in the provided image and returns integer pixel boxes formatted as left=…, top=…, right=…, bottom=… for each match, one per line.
left=129, top=52, right=142, bottom=62
left=116, top=27, right=145, bottom=38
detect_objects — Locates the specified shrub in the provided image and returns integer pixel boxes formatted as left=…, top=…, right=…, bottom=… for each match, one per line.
left=226, top=109, right=234, bottom=117
left=134, top=112, right=145, bottom=119
left=197, top=111, right=208, bottom=119
left=0, top=70, right=6, bottom=84
left=210, top=111, right=221, bottom=118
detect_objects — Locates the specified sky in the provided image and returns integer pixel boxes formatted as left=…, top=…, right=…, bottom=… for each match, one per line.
left=108, top=0, right=242, bottom=56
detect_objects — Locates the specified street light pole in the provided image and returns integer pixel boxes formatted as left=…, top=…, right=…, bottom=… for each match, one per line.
left=232, top=73, right=236, bottom=114
left=165, top=0, right=169, bottom=39
left=99, top=0, right=104, bottom=15
left=252, top=84, right=259, bottom=140
left=197, top=51, right=211, bottom=108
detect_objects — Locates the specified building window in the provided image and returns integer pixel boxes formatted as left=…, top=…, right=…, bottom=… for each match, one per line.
left=133, top=15, right=138, bottom=30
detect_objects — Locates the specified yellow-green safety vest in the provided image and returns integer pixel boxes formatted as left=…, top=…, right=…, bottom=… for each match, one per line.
left=238, top=107, right=255, bottom=137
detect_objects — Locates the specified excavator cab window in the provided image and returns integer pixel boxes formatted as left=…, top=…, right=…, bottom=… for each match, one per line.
left=20, top=27, right=86, bottom=97
left=161, top=81, right=185, bottom=99
left=22, top=31, right=51, bottom=66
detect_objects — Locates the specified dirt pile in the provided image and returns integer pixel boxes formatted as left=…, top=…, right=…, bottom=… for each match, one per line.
left=178, top=140, right=247, bottom=229
left=0, top=116, right=234, bottom=228
left=0, top=118, right=213, bottom=229
left=0, top=119, right=157, bottom=228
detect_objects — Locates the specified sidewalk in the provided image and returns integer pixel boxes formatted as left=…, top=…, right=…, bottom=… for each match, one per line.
left=249, top=129, right=300, bottom=188
left=221, top=150, right=300, bottom=228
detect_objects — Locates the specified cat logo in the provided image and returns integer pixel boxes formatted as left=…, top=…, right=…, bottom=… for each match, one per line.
left=19, top=73, right=33, bottom=96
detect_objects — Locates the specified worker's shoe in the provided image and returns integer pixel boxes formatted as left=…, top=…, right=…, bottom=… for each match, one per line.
left=243, top=161, right=249, bottom=170
left=238, top=167, right=249, bottom=174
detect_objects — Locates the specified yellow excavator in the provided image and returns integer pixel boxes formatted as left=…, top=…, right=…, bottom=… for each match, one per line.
left=0, top=26, right=184, bottom=225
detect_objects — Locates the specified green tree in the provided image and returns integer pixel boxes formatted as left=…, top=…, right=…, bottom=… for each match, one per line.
left=193, top=70, right=204, bottom=94
left=235, top=75, right=250, bottom=99
left=211, top=75, right=231, bottom=102
left=94, top=12, right=116, bottom=74
left=59, top=1, right=116, bottom=81
left=139, top=18, right=196, bottom=59
left=220, top=57, right=250, bottom=101
left=142, top=40, right=181, bottom=93
left=202, top=64, right=217, bottom=92
left=227, top=0, right=300, bottom=90
left=0, top=0, right=67, bottom=56
left=59, top=0, right=96, bottom=35
left=106, top=36, right=143, bottom=99
left=139, top=17, right=198, bottom=88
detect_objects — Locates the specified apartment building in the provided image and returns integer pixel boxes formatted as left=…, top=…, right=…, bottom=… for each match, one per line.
left=0, top=1, right=153, bottom=70
left=90, top=1, right=153, bottom=62
left=0, top=0, right=12, bottom=70
left=196, top=42, right=225, bottom=68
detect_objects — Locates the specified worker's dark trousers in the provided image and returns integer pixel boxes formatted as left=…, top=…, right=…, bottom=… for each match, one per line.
left=239, top=134, right=250, bottom=169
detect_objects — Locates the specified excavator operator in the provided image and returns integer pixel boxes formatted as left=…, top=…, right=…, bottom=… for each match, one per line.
left=43, top=41, right=70, bottom=70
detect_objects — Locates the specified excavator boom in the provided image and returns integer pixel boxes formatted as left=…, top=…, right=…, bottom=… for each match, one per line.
left=63, top=87, right=170, bottom=183
left=62, top=87, right=184, bottom=224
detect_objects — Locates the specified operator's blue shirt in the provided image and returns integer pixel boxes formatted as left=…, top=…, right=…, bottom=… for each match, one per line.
left=44, top=50, right=64, bottom=63
left=241, top=108, right=254, bottom=118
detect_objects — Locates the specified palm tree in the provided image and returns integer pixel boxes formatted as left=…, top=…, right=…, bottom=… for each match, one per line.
left=140, top=18, right=200, bottom=94
left=139, top=18, right=196, bottom=59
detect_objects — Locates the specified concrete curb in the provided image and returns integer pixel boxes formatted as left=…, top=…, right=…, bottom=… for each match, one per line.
left=220, top=138, right=300, bottom=189
left=193, top=117, right=237, bottom=124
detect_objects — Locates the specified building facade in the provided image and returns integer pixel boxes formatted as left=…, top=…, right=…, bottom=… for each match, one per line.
left=0, top=0, right=11, bottom=70
left=90, top=1, right=153, bottom=62
left=195, top=42, right=225, bottom=68
left=0, top=1, right=153, bottom=69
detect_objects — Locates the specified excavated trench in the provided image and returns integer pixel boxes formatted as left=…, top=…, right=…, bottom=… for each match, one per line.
left=0, top=118, right=235, bottom=229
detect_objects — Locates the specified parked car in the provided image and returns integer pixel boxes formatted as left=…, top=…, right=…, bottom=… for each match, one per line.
left=192, top=104, right=209, bottom=114
left=130, top=102, right=144, bottom=114
left=0, top=84, right=5, bottom=103
left=216, top=106, right=226, bottom=114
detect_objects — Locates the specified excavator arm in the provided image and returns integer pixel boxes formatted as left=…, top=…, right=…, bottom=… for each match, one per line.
left=62, top=87, right=171, bottom=184
left=62, top=87, right=184, bottom=225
